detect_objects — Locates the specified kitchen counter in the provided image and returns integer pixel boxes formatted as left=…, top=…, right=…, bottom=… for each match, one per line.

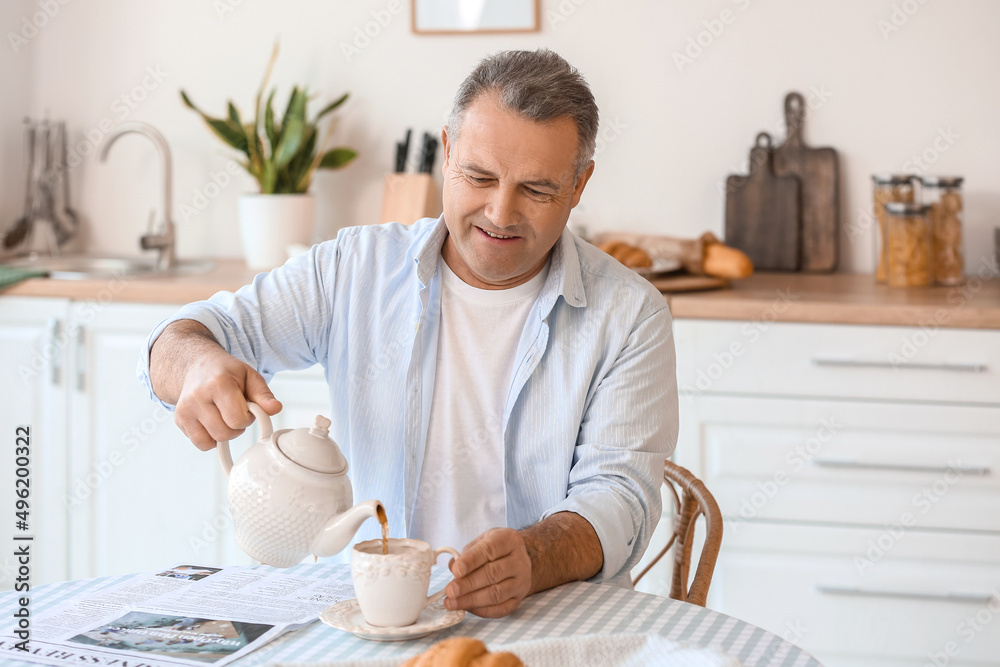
left=3, top=260, right=999, bottom=328
left=666, top=271, right=1000, bottom=329
left=0, top=258, right=260, bottom=304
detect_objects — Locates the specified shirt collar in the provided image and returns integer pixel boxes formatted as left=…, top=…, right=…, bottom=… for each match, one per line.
left=413, top=215, right=450, bottom=287
left=412, top=215, right=587, bottom=310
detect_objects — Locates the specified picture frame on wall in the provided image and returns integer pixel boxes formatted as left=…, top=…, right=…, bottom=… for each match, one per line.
left=411, top=0, right=539, bottom=34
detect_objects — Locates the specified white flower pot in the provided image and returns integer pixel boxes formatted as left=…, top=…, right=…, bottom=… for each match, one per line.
left=238, top=194, right=316, bottom=270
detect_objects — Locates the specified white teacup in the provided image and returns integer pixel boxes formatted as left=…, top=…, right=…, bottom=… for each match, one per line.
left=351, top=538, right=460, bottom=628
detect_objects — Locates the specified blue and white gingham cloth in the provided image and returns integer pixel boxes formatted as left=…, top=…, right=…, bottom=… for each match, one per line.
left=137, top=217, right=679, bottom=586
left=0, top=564, right=823, bottom=667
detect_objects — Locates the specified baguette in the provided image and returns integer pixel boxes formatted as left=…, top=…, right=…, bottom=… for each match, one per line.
left=703, top=241, right=753, bottom=279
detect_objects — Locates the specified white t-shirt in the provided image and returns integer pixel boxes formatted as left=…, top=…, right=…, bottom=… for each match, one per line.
left=410, top=257, right=548, bottom=551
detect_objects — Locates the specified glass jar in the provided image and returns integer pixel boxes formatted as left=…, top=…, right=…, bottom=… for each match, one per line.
left=921, top=176, right=964, bottom=286
left=885, top=202, right=932, bottom=287
left=872, top=174, right=916, bottom=283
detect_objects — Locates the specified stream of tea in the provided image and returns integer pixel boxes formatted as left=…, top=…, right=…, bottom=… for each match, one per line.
left=377, top=504, right=389, bottom=555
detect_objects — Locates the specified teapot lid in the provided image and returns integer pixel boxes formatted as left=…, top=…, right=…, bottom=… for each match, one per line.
left=276, top=415, right=348, bottom=474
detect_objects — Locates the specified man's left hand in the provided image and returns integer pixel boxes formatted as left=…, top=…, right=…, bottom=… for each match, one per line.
left=444, top=527, right=532, bottom=618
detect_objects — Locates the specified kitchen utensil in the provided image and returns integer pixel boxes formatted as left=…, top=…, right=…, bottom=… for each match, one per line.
left=217, top=402, right=385, bottom=567
left=54, top=121, right=79, bottom=242
left=724, top=132, right=801, bottom=271
left=3, top=120, right=36, bottom=250
left=394, top=128, right=411, bottom=173
left=42, top=122, right=73, bottom=246
left=773, top=92, right=840, bottom=272
left=27, top=120, right=61, bottom=254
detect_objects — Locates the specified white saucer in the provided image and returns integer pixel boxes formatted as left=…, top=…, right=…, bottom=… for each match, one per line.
left=320, top=597, right=465, bottom=642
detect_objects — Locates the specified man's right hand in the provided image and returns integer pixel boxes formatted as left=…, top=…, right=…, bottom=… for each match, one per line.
left=149, top=319, right=282, bottom=451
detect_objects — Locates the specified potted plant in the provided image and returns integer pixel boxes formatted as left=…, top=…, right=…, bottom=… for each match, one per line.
left=181, top=43, right=357, bottom=269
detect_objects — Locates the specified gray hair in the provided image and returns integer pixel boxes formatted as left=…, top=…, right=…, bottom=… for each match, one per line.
left=447, top=49, right=599, bottom=179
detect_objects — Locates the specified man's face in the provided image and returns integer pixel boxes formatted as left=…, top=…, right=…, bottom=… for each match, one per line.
left=440, top=94, right=594, bottom=290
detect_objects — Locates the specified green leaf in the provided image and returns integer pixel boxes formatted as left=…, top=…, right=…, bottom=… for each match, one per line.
left=228, top=101, right=242, bottom=127
left=253, top=41, right=279, bottom=149
left=319, top=148, right=358, bottom=169
left=288, top=129, right=318, bottom=192
left=314, top=92, right=348, bottom=122
left=180, top=90, right=248, bottom=151
left=260, top=160, right=277, bottom=194
left=264, top=88, right=278, bottom=152
left=272, top=88, right=308, bottom=170
left=281, top=86, right=300, bottom=126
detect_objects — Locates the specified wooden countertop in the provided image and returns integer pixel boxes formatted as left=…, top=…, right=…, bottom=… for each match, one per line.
left=665, top=272, right=1000, bottom=330
left=0, top=258, right=260, bottom=304
left=3, top=260, right=999, bottom=329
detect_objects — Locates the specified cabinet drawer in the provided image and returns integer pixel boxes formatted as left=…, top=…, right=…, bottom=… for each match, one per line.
left=674, top=319, right=1000, bottom=404
left=712, top=523, right=1000, bottom=664
left=690, top=397, right=1000, bottom=532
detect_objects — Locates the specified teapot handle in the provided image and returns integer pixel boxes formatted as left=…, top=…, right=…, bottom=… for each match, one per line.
left=217, top=401, right=274, bottom=478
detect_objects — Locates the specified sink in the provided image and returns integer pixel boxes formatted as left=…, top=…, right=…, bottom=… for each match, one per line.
left=5, top=254, right=214, bottom=280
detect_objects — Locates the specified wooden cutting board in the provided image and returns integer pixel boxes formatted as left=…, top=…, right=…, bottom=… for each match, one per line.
left=772, top=92, right=840, bottom=272
left=724, top=132, right=801, bottom=271
left=648, top=274, right=728, bottom=293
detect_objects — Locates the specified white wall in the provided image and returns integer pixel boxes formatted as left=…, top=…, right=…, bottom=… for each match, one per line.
left=3, top=0, right=998, bottom=273
left=0, top=0, right=35, bottom=238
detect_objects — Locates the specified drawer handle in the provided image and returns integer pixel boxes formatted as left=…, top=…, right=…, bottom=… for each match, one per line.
left=811, top=358, right=988, bottom=373
left=817, top=585, right=995, bottom=605
left=812, top=459, right=991, bottom=476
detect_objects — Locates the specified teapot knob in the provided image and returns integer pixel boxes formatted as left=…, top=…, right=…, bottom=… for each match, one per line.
left=309, top=415, right=332, bottom=439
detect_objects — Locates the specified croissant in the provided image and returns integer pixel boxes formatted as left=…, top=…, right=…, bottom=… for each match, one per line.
left=597, top=240, right=653, bottom=269
left=401, top=637, right=523, bottom=667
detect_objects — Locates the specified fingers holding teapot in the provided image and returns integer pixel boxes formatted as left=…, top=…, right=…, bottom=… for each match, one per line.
left=174, top=350, right=281, bottom=451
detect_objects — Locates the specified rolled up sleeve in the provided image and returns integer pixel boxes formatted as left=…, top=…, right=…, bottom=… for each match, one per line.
left=136, top=240, right=340, bottom=409
left=541, top=305, right=678, bottom=586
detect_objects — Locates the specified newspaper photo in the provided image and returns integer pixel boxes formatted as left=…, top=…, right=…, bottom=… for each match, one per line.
left=0, top=564, right=355, bottom=667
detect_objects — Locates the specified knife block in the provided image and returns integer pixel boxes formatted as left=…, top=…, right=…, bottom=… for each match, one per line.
left=379, top=173, right=442, bottom=225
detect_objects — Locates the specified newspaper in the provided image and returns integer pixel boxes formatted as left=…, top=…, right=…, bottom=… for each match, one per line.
left=1, top=564, right=355, bottom=667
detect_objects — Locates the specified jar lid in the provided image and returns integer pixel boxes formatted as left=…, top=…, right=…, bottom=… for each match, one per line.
left=884, top=202, right=930, bottom=216
left=872, top=173, right=915, bottom=185
left=920, top=176, right=964, bottom=187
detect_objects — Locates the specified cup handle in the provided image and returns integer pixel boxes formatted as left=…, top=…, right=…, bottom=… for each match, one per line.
left=425, top=546, right=462, bottom=607
left=217, top=401, right=273, bottom=478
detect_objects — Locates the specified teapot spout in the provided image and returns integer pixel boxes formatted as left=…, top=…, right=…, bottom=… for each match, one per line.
left=311, top=499, right=385, bottom=558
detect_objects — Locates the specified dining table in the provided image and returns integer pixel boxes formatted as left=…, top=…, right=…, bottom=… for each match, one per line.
left=1, top=563, right=823, bottom=667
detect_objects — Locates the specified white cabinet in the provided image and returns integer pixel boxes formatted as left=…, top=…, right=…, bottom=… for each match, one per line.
left=668, top=319, right=1000, bottom=667
left=0, top=297, right=70, bottom=588
left=0, top=296, right=332, bottom=589
left=64, top=301, right=251, bottom=580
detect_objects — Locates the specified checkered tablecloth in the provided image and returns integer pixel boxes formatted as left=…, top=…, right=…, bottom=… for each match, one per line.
left=0, top=564, right=822, bottom=666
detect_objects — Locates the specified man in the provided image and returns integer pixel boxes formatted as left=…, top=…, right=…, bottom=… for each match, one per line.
left=141, top=49, right=677, bottom=619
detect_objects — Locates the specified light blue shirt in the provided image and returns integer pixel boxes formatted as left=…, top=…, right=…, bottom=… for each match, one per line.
left=139, top=217, right=678, bottom=587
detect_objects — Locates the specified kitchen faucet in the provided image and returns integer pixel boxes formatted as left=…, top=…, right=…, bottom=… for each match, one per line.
left=99, top=122, right=175, bottom=271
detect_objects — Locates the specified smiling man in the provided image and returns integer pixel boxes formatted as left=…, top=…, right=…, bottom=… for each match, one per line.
left=141, top=49, right=677, bottom=619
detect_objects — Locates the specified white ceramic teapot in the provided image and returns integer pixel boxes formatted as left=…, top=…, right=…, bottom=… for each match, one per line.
left=218, top=402, right=384, bottom=568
